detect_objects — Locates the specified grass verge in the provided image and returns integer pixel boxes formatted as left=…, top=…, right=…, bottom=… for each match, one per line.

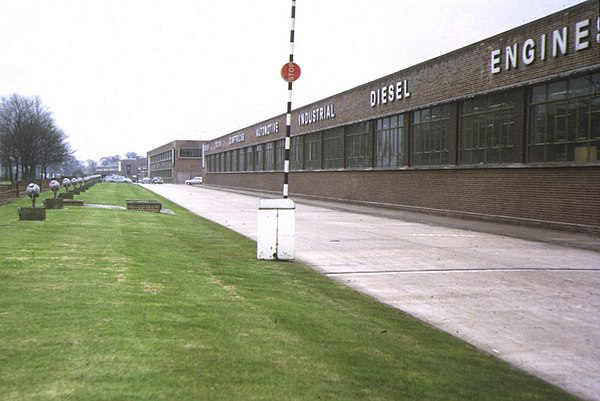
left=0, top=183, right=582, bottom=401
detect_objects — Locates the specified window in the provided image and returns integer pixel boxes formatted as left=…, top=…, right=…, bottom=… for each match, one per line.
left=224, top=151, right=232, bottom=172
left=179, top=148, right=202, bottom=158
left=323, top=127, right=344, bottom=169
left=275, top=139, right=286, bottom=171
left=375, top=114, right=404, bottom=168
left=304, top=132, right=322, bottom=170
left=238, top=148, right=246, bottom=172
left=150, top=149, right=173, bottom=164
left=460, top=93, right=514, bottom=164
left=528, top=73, right=600, bottom=162
left=246, top=146, right=254, bottom=171
left=290, top=136, right=303, bottom=170
left=150, top=169, right=172, bottom=178
left=219, top=152, right=225, bottom=172
left=255, top=144, right=264, bottom=171
left=264, top=142, right=275, bottom=171
left=412, top=105, right=449, bottom=166
left=231, top=150, right=238, bottom=172
left=208, top=154, right=215, bottom=172
left=346, top=122, right=371, bottom=168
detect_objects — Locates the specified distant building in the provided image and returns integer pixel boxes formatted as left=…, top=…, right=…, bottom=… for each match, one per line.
left=137, top=157, right=148, bottom=179
left=96, top=164, right=119, bottom=176
left=147, top=140, right=206, bottom=184
left=119, top=159, right=137, bottom=178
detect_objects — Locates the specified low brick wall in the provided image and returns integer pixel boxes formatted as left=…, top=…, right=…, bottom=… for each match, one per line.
left=58, top=192, right=74, bottom=199
left=0, top=184, right=16, bottom=205
left=63, top=199, right=84, bottom=207
left=43, top=198, right=64, bottom=209
left=126, top=200, right=162, bottom=213
left=18, top=207, right=46, bottom=221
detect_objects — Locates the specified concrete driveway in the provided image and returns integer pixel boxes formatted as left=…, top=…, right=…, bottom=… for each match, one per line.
left=145, top=184, right=600, bottom=401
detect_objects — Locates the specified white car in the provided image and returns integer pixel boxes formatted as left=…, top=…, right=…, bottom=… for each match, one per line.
left=185, top=176, right=203, bottom=185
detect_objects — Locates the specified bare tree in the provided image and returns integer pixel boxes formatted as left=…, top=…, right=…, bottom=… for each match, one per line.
left=0, top=129, right=15, bottom=181
left=99, top=154, right=121, bottom=166
left=84, top=159, right=98, bottom=175
left=39, top=127, right=71, bottom=179
left=53, top=154, right=84, bottom=177
left=0, top=94, right=70, bottom=181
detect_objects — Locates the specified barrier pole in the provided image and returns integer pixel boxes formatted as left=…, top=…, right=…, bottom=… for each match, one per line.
left=282, top=0, right=297, bottom=199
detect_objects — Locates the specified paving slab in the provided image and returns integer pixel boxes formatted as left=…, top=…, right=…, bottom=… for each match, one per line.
left=145, top=184, right=600, bottom=401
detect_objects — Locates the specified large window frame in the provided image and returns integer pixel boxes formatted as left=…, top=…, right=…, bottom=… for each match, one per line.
left=459, top=93, right=515, bottom=165
left=179, top=148, right=202, bottom=158
left=254, top=144, right=264, bottom=171
left=224, top=151, right=232, bottom=172
left=290, top=136, right=303, bottom=170
left=264, top=142, right=275, bottom=171
left=219, top=152, right=225, bottom=172
left=411, top=105, right=449, bottom=166
left=304, top=132, right=322, bottom=170
left=323, top=127, right=345, bottom=169
left=346, top=122, right=371, bottom=169
left=275, top=139, right=286, bottom=171
left=231, top=149, right=238, bottom=172
left=528, top=73, right=600, bottom=163
left=149, top=149, right=173, bottom=164
left=150, top=169, right=172, bottom=178
left=246, top=146, right=254, bottom=171
left=375, top=114, right=404, bottom=168
left=238, top=147, right=246, bottom=172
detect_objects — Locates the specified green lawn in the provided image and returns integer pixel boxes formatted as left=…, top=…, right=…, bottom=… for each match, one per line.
left=0, top=183, right=582, bottom=401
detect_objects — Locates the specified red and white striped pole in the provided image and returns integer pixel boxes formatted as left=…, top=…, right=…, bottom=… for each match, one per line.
left=281, top=0, right=300, bottom=199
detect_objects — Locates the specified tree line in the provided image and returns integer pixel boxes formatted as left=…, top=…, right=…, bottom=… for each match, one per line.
left=0, top=94, right=71, bottom=181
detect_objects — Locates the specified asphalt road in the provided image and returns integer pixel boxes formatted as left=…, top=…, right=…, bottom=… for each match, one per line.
left=145, top=183, right=600, bottom=401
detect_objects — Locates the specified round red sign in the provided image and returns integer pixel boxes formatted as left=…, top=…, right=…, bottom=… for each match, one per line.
left=281, top=62, right=301, bottom=82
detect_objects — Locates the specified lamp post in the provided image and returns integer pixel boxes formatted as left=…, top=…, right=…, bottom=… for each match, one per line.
left=18, top=182, right=45, bottom=220
left=26, top=183, right=40, bottom=208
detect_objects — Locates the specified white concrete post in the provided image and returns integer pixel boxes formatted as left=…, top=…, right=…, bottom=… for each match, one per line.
left=257, top=199, right=295, bottom=260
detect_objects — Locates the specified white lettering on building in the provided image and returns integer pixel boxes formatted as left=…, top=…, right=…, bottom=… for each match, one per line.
left=256, top=121, right=280, bottom=137
left=228, top=132, right=245, bottom=144
left=298, top=103, right=336, bottom=126
left=490, top=17, right=600, bottom=74
left=370, top=80, right=411, bottom=107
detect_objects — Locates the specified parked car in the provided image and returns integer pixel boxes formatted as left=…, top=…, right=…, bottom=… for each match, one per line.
left=151, top=177, right=163, bottom=184
left=139, top=177, right=150, bottom=184
left=114, top=176, right=133, bottom=183
left=185, top=176, right=203, bottom=185
left=103, top=174, right=132, bottom=183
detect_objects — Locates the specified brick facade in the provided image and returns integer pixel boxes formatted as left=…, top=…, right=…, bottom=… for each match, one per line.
left=147, top=140, right=206, bottom=184
left=204, top=1, right=600, bottom=234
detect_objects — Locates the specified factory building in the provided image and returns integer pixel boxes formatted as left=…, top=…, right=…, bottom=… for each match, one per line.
left=204, top=1, right=600, bottom=234
left=147, top=140, right=206, bottom=184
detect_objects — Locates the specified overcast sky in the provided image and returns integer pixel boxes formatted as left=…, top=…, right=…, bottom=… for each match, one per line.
left=0, top=0, right=588, bottom=162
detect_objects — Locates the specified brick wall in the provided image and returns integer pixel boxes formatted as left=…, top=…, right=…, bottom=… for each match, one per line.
left=126, top=200, right=162, bottom=213
left=0, top=184, right=16, bottom=205
left=207, top=167, right=600, bottom=234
